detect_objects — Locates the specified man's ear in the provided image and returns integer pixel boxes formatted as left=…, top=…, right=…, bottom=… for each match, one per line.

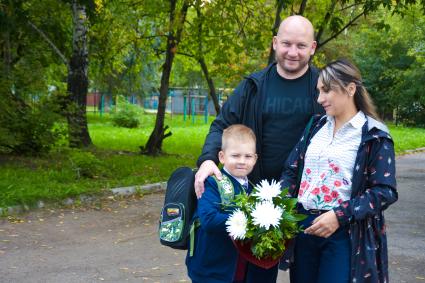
left=310, top=40, right=317, bottom=55
left=272, top=36, right=278, bottom=51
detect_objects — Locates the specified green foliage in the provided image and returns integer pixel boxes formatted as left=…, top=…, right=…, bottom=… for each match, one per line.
left=320, top=5, right=425, bottom=126
left=351, top=7, right=425, bottom=125
left=227, top=182, right=305, bottom=260
left=110, top=96, right=141, bottom=128
left=68, top=150, right=104, bottom=179
left=0, top=96, right=63, bottom=155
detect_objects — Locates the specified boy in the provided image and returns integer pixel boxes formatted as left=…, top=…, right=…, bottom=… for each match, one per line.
left=186, top=124, right=257, bottom=283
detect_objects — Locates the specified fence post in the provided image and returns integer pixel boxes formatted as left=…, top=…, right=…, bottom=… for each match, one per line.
left=100, top=94, right=104, bottom=117
left=204, top=95, right=208, bottom=124
left=191, top=96, right=195, bottom=124
left=183, top=95, right=187, bottom=121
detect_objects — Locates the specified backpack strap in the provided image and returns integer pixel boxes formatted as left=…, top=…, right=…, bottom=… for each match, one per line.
left=189, top=174, right=235, bottom=257
left=297, top=116, right=314, bottom=185
left=212, top=174, right=235, bottom=205
left=189, top=218, right=201, bottom=257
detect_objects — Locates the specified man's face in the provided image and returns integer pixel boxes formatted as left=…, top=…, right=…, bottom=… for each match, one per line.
left=273, top=27, right=316, bottom=79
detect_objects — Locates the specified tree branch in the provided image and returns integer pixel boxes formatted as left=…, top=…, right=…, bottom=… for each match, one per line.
left=337, top=2, right=365, bottom=12
left=267, top=0, right=286, bottom=64
left=315, top=0, right=337, bottom=44
left=135, top=34, right=167, bottom=40
left=176, top=51, right=195, bottom=58
left=317, top=11, right=365, bottom=49
left=27, top=20, right=69, bottom=67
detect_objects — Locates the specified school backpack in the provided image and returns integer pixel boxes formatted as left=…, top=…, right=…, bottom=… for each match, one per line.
left=158, top=167, right=236, bottom=250
left=159, top=167, right=197, bottom=249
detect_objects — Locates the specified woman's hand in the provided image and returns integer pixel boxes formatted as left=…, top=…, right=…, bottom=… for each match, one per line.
left=304, top=210, right=340, bottom=238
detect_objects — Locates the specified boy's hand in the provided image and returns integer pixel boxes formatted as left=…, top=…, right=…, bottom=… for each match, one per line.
left=195, top=160, right=222, bottom=199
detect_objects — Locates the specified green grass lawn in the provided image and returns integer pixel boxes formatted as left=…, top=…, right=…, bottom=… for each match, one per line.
left=388, top=123, right=425, bottom=154
left=0, top=113, right=213, bottom=208
left=0, top=113, right=424, bottom=208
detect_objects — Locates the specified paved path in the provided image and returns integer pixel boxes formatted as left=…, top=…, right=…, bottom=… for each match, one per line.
left=0, top=153, right=424, bottom=283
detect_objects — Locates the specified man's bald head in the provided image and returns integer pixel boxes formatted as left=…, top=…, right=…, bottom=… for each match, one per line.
left=278, top=15, right=315, bottom=41
left=273, top=15, right=317, bottom=79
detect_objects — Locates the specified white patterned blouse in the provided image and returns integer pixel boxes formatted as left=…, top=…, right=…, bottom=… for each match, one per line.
left=298, top=111, right=367, bottom=210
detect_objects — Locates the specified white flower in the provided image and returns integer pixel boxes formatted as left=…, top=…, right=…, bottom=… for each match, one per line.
left=226, top=209, right=248, bottom=240
left=251, top=201, right=283, bottom=230
left=252, top=179, right=281, bottom=202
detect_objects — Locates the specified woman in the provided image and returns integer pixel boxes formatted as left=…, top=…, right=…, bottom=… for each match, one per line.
left=280, top=59, right=398, bottom=283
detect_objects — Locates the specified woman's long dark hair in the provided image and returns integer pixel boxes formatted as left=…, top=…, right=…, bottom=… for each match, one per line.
left=319, top=59, right=380, bottom=120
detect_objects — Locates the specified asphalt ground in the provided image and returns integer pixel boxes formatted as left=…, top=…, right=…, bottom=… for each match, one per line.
left=0, top=152, right=424, bottom=283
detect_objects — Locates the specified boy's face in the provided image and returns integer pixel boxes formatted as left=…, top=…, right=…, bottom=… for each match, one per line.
left=218, top=138, right=257, bottom=178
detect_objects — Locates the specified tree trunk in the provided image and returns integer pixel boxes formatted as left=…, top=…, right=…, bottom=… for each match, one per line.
left=298, top=0, right=308, bottom=15
left=198, top=57, right=220, bottom=115
left=267, top=0, right=285, bottom=65
left=142, top=0, right=189, bottom=155
left=66, top=0, right=92, bottom=148
left=194, top=3, right=219, bottom=115
left=2, top=28, right=12, bottom=75
left=315, top=0, right=337, bottom=48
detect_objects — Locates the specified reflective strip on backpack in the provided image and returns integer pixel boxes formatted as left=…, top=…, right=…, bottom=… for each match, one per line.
left=189, top=218, right=201, bottom=257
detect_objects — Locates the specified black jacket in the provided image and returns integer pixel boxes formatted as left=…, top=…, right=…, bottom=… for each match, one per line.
left=197, top=62, right=323, bottom=183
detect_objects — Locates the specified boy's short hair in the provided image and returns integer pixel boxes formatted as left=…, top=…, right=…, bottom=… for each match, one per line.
left=222, top=124, right=256, bottom=150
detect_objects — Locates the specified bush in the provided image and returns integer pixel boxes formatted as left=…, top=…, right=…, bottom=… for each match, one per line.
left=111, top=97, right=141, bottom=128
left=69, top=150, right=104, bottom=179
left=0, top=95, right=63, bottom=155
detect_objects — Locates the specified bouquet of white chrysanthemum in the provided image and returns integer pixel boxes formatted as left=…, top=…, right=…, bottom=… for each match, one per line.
left=225, top=180, right=305, bottom=269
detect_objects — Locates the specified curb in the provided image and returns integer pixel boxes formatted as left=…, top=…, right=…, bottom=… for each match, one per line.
left=400, top=147, right=425, bottom=154
left=0, top=182, right=167, bottom=216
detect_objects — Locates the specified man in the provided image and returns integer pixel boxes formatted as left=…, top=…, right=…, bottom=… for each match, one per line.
left=194, top=15, right=323, bottom=282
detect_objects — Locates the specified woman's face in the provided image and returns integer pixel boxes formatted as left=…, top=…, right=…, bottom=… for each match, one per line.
left=317, top=79, right=355, bottom=118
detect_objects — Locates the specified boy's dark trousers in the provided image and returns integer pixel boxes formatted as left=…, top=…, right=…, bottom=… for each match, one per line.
left=244, top=262, right=279, bottom=283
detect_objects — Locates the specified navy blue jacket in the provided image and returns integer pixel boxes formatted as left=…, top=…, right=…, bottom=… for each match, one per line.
left=186, top=171, right=249, bottom=283
left=197, top=63, right=322, bottom=184
left=281, top=114, right=398, bottom=283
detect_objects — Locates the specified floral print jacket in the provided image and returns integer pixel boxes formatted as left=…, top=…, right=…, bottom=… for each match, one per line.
left=280, top=114, right=398, bottom=283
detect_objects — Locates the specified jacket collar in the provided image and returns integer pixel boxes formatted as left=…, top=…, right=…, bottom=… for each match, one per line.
left=366, top=116, right=389, bottom=133
left=362, top=116, right=392, bottom=142
left=245, top=62, right=277, bottom=87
